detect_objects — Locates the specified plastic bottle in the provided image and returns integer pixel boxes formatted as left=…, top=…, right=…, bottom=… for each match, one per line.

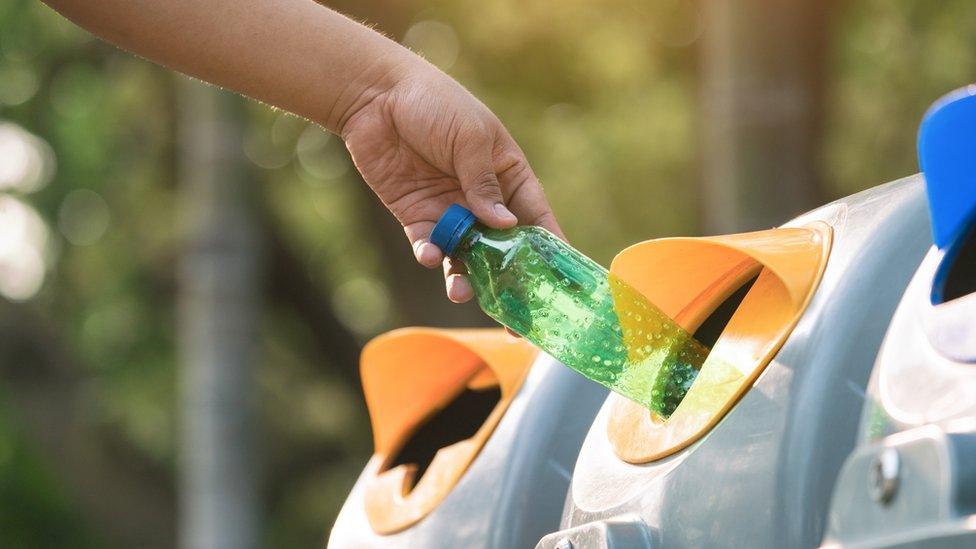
left=429, top=204, right=708, bottom=417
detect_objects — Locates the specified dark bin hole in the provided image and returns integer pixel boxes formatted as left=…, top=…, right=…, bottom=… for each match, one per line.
left=936, top=223, right=976, bottom=304
left=645, top=273, right=758, bottom=424
left=693, top=274, right=759, bottom=349
left=387, top=384, right=501, bottom=487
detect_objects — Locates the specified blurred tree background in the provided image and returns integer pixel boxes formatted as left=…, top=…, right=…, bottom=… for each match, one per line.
left=0, top=0, right=974, bottom=546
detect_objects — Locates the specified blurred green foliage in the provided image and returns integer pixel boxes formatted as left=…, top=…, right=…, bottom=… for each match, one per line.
left=0, top=0, right=974, bottom=546
left=825, top=0, right=976, bottom=197
left=0, top=394, right=99, bottom=548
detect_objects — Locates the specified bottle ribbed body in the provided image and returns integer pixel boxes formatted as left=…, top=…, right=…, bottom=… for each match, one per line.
left=455, top=224, right=706, bottom=417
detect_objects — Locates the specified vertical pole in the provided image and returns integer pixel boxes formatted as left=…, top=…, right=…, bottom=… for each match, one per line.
left=699, top=0, right=832, bottom=233
left=177, top=78, right=260, bottom=549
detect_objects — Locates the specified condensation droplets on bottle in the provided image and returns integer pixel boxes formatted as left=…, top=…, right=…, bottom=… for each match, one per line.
left=429, top=204, right=709, bottom=417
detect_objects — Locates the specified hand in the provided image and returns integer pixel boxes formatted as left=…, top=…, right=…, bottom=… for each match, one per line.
left=341, top=61, right=563, bottom=303
left=40, top=0, right=555, bottom=302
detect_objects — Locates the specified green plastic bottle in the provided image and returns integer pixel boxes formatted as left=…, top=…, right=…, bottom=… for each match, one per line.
left=429, top=204, right=708, bottom=417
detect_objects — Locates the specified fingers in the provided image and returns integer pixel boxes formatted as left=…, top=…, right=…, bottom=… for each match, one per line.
left=514, top=186, right=566, bottom=240
left=413, top=240, right=443, bottom=268
left=404, top=221, right=443, bottom=268
left=454, top=126, right=518, bottom=229
left=443, top=257, right=473, bottom=303
left=496, top=142, right=567, bottom=241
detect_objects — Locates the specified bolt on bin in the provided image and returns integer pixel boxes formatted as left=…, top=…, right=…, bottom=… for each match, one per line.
left=821, top=86, right=976, bottom=548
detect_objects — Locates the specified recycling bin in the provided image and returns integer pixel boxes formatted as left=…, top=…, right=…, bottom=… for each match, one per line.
left=537, top=174, right=932, bottom=547
left=821, top=87, right=976, bottom=548
left=327, top=328, right=607, bottom=548
left=330, top=91, right=962, bottom=548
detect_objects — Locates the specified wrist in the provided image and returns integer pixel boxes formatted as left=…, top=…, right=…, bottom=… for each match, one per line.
left=322, top=46, right=418, bottom=136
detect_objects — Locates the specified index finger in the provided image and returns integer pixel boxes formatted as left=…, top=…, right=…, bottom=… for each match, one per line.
left=497, top=157, right=565, bottom=240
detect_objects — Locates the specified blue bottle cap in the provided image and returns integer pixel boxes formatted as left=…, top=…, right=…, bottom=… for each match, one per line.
left=429, top=204, right=476, bottom=256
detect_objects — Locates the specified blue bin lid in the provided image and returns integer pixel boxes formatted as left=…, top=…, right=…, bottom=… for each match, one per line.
left=918, top=86, right=976, bottom=249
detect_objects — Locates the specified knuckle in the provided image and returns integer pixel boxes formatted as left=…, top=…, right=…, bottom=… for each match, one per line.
left=529, top=210, right=555, bottom=227
left=496, top=152, right=528, bottom=175
left=470, top=171, right=502, bottom=197
left=459, top=117, right=490, bottom=138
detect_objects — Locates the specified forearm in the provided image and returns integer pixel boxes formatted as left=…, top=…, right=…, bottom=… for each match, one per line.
left=41, top=0, right=417, bottom=132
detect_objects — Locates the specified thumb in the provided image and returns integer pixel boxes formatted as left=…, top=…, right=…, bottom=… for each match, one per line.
left=454, top=129, right=518, bottom=228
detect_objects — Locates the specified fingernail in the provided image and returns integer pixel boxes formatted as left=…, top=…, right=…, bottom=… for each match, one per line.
left=447, top=274, right=473, bottom=303
left=493, top=203, right=517, bottom=223
left=415, top=242, right=442, bottom=267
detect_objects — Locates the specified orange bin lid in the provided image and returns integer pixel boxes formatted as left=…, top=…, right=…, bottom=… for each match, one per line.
left=360, top=327, right=538, bottom=534
left=607, top=223, right=832, bottom=463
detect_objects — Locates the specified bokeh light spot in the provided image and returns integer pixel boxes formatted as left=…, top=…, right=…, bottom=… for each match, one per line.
left=59, top=189, right=111, bottom=246
left=244, top=125, right=293, bottom=169
left=331, top=276, right=393, bottom=335
left=0, top=122, right=55, bottom=193
left=0, top=64, right=39, bottom=106
left=403, top=20, right=461, bottom=71
left=296, top=125, right=349, bottom=182
left=0, top=196, right=48, bottom=301
left=648, top=0, right=703, bottom=48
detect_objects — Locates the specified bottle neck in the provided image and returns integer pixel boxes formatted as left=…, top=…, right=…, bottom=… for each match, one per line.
left=450, top=224, right=480, bottom=260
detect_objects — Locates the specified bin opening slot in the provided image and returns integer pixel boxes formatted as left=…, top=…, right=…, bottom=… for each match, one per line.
left=935, top=222, right=976, bottom=303
left=637, top=273, right=759, bottom=420
left=385, top=382, right=501, bottom=488
left=692, top=275, right=759, bottom=349
left=361, top=328, right=537, bottom=534
left=606, top=222, right=832, bottom=464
